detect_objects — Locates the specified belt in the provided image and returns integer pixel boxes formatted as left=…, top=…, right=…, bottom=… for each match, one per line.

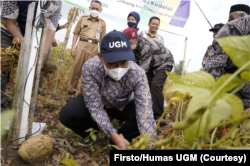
left=80, top=39, right=98, bottom=44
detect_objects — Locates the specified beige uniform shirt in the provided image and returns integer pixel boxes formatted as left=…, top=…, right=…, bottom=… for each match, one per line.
left=73, top=15, right=106, bottom=42
left=142, top=30, right=164, bottom=45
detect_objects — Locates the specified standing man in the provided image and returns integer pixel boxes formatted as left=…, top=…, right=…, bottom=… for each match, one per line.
left=67, top=0, right=106, bottom=103
left=123, top=28, right=175, bottom=125
left=1, top=0, right=62, bottom=111
left=142, top=16, right=164, bottom=45
left=205, top=4, right=250, bottom=109
left=59, top=30, right=156, bottom=149
left=202, top=23, right=224, bottom=68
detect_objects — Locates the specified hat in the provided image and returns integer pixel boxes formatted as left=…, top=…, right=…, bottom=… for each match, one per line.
left=123, top=27, right=138, bottom=40
left=100, top=30, right=135, bottom=63
left=209, top=23, right=224, bottom=32
left=229, top=4, right=250, bottom=14
left=128, top=11, right=140, bottom=23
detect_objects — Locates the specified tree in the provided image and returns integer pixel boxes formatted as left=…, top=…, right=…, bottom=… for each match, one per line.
left=173, top=60, right=185, bottom=76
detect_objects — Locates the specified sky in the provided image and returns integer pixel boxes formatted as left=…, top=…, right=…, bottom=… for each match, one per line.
left=55, top=0, right=250, bottom=73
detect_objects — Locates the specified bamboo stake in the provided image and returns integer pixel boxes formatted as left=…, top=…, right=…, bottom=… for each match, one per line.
left=181, top=37, right=188, bottom=76
left=185, top=59, right=191, bottom=71
left=11, top=2, right=35, bottom=146
left=27, top=20, right=48, bottom=137
left=54, top=8, right=77, bottom=94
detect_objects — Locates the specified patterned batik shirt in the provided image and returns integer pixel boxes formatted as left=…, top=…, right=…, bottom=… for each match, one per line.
left=204, top=15, right=250, bottom=109
left=133, top=36, right=175, bottom=75
left=81, top=56, right=156, bottom=141
left=0, top=1, right=11, bottom=36
left=1, top=0, right=62, bottom=32
left=202, top=45, right=212, bottom=68
left=142, top=30, right=164, bottom=45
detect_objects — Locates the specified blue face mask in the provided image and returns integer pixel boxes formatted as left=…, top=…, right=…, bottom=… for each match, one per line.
left=128, top=22, right=137, bottom=28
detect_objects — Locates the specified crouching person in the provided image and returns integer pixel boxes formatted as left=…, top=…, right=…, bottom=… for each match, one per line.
left=59, top=30, right=156, bottom=150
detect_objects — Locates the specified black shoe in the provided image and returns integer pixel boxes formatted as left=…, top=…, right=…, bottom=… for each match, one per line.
left=78, top=138, right=95, bottom=146
left=156, top=117, right=168, bottom=127
left=78, top=132, right=100, bottom=146
left=66, top=97, right=73, bottom=103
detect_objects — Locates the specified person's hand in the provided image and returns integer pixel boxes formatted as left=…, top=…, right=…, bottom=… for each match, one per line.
left=71, top=48, right=76, bottom=57
left=116, top=137, right=130, bottom=150
left=60, top=22, right=69, bottom=30
left=111, top=133, right=130, bottom=150
left=52, top=38, right=58, bottom=47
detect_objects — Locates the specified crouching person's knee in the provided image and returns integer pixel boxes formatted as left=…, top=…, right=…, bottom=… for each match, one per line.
left=59, top=106, right=69, bottom=127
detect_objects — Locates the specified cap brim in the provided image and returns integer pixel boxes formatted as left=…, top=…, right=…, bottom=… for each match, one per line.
left=101, top=50, right=135, bottom=63
left=209, top=28, right=219, bottom=32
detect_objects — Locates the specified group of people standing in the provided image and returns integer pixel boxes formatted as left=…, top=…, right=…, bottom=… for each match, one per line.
left=202, top=4, right=250, bottom=110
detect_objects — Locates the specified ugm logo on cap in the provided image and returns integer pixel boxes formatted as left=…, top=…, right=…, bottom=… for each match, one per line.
left=109, top=41, right=127, bottom=48
left=132, top=32, right=136, bottom=37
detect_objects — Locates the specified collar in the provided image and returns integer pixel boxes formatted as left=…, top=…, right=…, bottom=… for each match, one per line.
left=87, top=15, right=100, bottom=21
left=146, top=30, right=157, bottom=38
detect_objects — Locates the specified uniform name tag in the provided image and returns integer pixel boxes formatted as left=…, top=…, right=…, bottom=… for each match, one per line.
left=96, top=33, right=100, bottom=39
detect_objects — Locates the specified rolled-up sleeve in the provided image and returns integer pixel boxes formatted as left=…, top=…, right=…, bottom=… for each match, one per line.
left=134, top=71, right=156, bottom=141
left=1, top=1, right=19, bottom=19
left=81, top=64, right=117, bottom=137
left=46, top=0, right=62, bottom=31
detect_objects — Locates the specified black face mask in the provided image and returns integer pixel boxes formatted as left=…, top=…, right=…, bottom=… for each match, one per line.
left=228, top=18, right=235, bottom=22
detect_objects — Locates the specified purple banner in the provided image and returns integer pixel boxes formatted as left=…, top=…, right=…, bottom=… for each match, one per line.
left=169, top=0, right=190, bottom=28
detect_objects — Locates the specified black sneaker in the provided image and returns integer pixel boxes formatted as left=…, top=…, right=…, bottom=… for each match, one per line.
left=78, top=138, right=94, bottom=146
left=156, top=117, right=168, bottom=127
left=66, top=97, right=73, bottom=103
left=78, top=132, right=100, bottom=146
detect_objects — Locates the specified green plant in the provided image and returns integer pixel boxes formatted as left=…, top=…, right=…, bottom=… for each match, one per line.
left=84, top=128, right=98, bottom=143
left=1, top=109, right=15, bottom=139
left=129, top=35, right=250, bottom=150
left=90, top=145, right=103, bottom=155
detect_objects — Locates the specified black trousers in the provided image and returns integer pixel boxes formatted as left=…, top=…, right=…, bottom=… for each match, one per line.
left=147, top=69, right=168, bottom=120
left=59, top=94, right=140, bottom=143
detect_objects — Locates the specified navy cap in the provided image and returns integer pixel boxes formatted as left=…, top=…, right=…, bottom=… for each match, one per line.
left=209, top=23, right=224, bottom=32
left=100, top=30, right=135, bottom=63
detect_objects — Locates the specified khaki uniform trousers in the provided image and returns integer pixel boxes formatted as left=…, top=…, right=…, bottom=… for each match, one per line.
left=68, top=41, right=98, bottom=95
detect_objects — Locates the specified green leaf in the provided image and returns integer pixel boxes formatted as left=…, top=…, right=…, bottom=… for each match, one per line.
left=90, top=145, right=94, bottom=152
left=240, top=71, right=250, bottom=81
left=221, top=94, right=243, bottom=120
left=84, top=139, right=90, bottom=142
left=91, top=134, right=96, bottom=141
left=217, top=35, right=250, bottom=70
left=166, top=83, right=211, bottom=98
left=111, top=119, right=119, bottom=129
left=1, top=109, right=15, bottom=138
left=180, top=93, right=209, bottom=143
left=211, top=74, right=243, bottom=102
left=85, top=128, right=93, bottom=132
left=166, top=71, right=180, bottom=83
left=177, top=71, right=215, bottom=90
left=197, top=110, right=210, bottom=142
left=208, top=99, right=232, bottom=130
left=61, top=158, right=80, bottom=166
